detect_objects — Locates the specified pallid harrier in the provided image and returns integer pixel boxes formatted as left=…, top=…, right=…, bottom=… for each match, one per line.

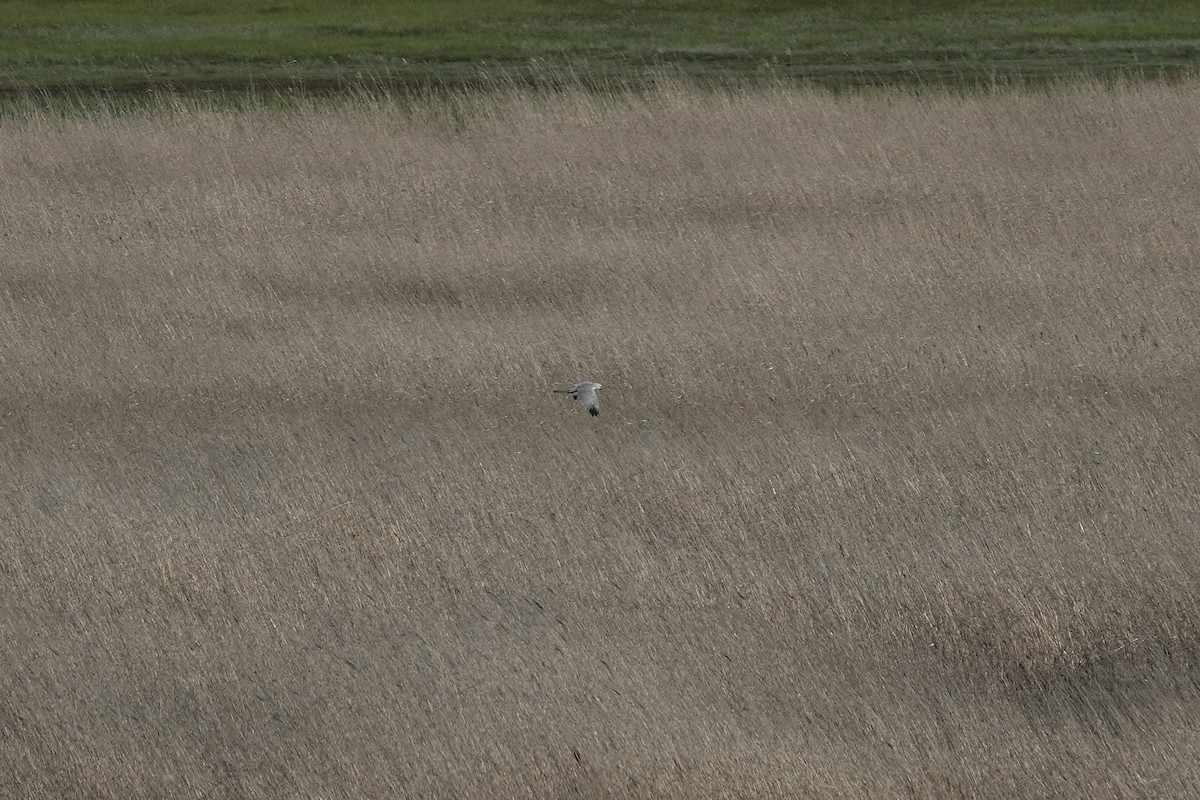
left=554, top=381, right=602, bottom=416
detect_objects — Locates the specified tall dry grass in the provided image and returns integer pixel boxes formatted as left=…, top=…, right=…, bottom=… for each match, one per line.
left=2, top=81, right=1200, bottom=797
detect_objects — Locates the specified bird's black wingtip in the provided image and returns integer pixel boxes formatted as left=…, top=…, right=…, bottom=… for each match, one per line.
left=588, top=408, right=599, bottom=416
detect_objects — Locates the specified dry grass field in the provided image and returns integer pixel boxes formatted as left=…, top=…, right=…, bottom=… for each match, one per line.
left=2, top=81, right=1200, bottom=797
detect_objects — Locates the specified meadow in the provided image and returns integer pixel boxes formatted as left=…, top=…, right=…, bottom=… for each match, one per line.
left=3, top=0, right=1200, bottom=95
left=3, top=80, right=1200, bottom=796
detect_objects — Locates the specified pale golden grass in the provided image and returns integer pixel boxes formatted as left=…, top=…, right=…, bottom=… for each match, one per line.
left=2, top=81, right=1200, bottom=797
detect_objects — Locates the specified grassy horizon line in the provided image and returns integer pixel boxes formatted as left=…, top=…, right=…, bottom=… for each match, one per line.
left=3, top=0, right=1199, bottom=99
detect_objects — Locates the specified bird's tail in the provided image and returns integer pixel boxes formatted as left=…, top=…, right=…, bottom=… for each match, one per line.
left=553, top=389, right=573, bottom=394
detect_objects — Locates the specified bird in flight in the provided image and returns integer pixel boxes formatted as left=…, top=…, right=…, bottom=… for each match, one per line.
left=555, top=381, right=602, bottom=416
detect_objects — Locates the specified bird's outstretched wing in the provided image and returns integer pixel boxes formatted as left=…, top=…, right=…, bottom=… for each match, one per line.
left=576, top=385, right=600, bottom=416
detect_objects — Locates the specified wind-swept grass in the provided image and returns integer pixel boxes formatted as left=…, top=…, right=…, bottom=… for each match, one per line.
left=2, top=80, right=1200, bottom=797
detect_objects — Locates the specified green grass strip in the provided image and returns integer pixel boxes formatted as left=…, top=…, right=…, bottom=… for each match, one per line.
left=2, top=0, right=1198, bottom=96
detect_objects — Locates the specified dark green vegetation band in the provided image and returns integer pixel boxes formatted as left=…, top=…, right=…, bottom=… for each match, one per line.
left=3, top=0, right=1199, bottom=96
